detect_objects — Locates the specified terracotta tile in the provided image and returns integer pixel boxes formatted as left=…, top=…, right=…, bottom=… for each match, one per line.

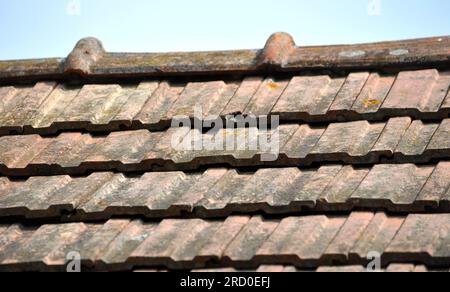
left=257, top=216, right=346, bottom=260
left=221, top=77, right=262, bottom=116
left=383, top=70, right=446, bottom=112
left=224, top=216, right=279, bottom=261
left=427, top=119, right=450, bottom=150
left=1, top=82, right=57, bottom=127
left=351, top=164, right=434, bottom=205
left=244, top=78, right=289, bottom=116
left=273, top=75, right=344, bottom=115
left=352, top=73, right=395, bottom=114
left=386, top=214, right=450, bottom=258
left=350, top=213, right=405, bottom=259
left=58, top=84, right=123, bottom=123
left=330, top=72, right=370, bottom=111
left=117, top=82, right=160, bottom=123
left=395, top=120, right=439, bottom=156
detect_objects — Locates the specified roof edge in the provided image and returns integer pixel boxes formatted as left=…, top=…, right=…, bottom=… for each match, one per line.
left=0, top=34, right=449, bottom=83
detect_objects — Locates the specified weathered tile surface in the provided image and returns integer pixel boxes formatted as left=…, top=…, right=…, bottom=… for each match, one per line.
left=0, top=70, right=448, bottom=135
left=0, top=213, right=448, bottom=270
left=0, top=119, right=448, bottom=175
left=0, top=164, right=449, bottom=219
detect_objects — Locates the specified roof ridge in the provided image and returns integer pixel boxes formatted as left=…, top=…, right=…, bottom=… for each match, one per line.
left=1, top=33, right=449, bottom=83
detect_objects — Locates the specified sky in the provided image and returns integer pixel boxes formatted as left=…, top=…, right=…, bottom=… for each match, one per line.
left=0, top=0, right=449, bottom=60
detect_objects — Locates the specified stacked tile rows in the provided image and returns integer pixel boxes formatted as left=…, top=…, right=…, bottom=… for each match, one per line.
left=0, top=70, right=448, bottom=135
left=0, top=213, right=449, bottom=271
left=0, top=163, right=449, bottom=220
left=0, top=61, right=449, bottom=270
left=0, top=118, right=449, bottom=175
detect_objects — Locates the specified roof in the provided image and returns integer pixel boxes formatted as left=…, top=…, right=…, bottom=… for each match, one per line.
left=0, top=32, right=449, bottom=272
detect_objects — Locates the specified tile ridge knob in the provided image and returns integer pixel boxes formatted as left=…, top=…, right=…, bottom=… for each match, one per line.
left=64, top=37, right=106, bottom=76
left=259, top=32, right=296, bottom=68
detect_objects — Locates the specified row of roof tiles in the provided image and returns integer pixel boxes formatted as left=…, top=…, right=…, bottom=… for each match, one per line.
left=0, top=118, right=448, bottom=175
left=1, top=35, right=448, bottom=82
left=0, top=213, right=449, bottom=271
left=191, top=264, right=441, bottom=273
left=0, top=163, right=449, bottom=220
left=0, top=69, right=448, bottom=135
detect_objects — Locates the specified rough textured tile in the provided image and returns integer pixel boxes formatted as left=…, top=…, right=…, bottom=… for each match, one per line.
left=116, top=82, right=160, bottom=123
left=205, top=82, right=239, bottom=118
left=417, top=162, right=450, bottom=203
left=0, top=225, right=7, bottom=236
left=320, top=166, right=370, bottom=204
left=30, top=133, right=95, bottom=166
left=293, top=166, right=342, bottom=203
left=1, top=82, right=57, bottom=127
left=86, top=130, right=153, bottom=164
left=0, top=86, right=18, bottom=114
left=316, top=266, right=367, bottom=272
left=29, top=85, right=81, bottom=128
left=386, top=264, right=416, bottom=272
left=95, top=171, right=189, bottom=214
left=0, top=225, right=36, bottom=264
left=101, top=220, right=157, bottom=265
left=221, top=77, right=262, bottom=115
left=350, top=213, right=405, bottom=258
left=244, top=78, right=289, bottom=116
left=169, top=221, right=221, bottom=262
left=224, top=216, right=279, bottom=261
left=443, top=88, right=450, bottom=109
left=351, top=164, right=434, bottom=205
left=383, top=70, right=445, bottom=112
left=64, top=220, right=130, bottom=264
left=260, top=124, right=298, bottom=158
left=78, top=174, right=136, bottom=214
left=134, top=82, right=181, bottom=124
left=273, top=75, right=344, bottom=115
left=42, top=173, right=114, bottom=213
left=197, top=217, right=250, bottom=259
left=58, top=84, right=123, bottom=123
left=144, top=128, right=186, bottom=161
left=371, top=117, right=412, bottom=153
left=427, top=119, right=450, bottom=150
left=312, top=121, right=384, bottom=156
left=325, top=213, right=375, bottom=257
left=257, top=216, right=346, bottom=260
left=167, top=81, right=228, bottom=119
left=54, top=134, right=99, bottom=168
left=352, top=73, right=396, bottom=113
left=0, top=87, right=32, bottom=124
left=141, top=172, right=193, bottom=212
left=174, top=169, right=228, bottom=209
left=0, top=176, right=72, bottom=213
left=283, top=125, right=325, bottom=158
left=386, top=214, right=450, bottom=258
left=231, top=168, right=300, bottom=207
left=2, top=223, right=87, bottom=266
left=130, top=219, right=213, bottom=263
left=0, top=177, right=11, bottom=193
left=330, top=72, right=370, bottom=111
left=395, top=120, right=439, bottom=156
left=257, top=265, right=289, bottom=272
left=0, top=135, right=50, bottom=168
left=197, top=170, right=250, bottom=210
left=90, top=86, right=138, bottom=125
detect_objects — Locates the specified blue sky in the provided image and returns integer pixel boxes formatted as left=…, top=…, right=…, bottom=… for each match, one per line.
left=0, top=0, right=449, bottom=60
